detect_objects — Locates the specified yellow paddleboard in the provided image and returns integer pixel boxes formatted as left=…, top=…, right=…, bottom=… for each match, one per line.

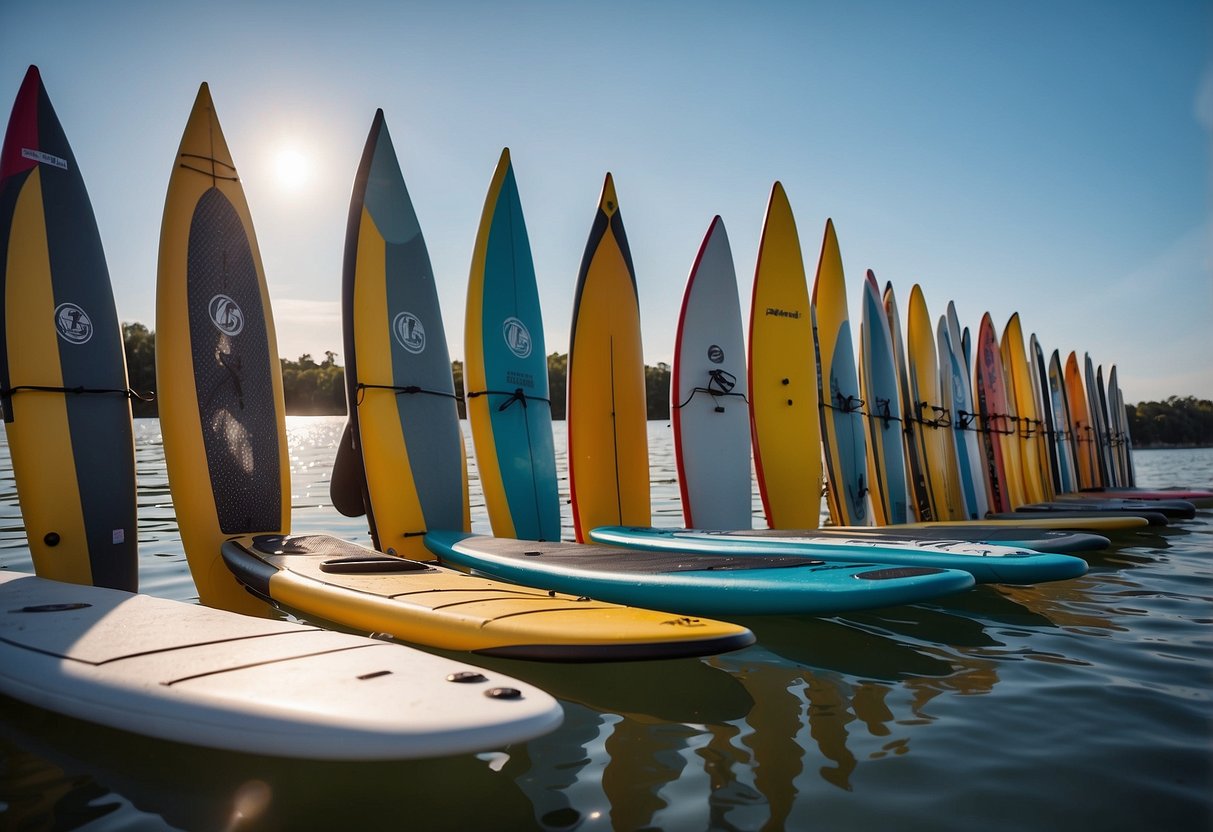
left=567, top=174, right=650, bottom=543
left=156, top=83, right=285, bottom=615
left=905, top=285, right=957, bottom=520
left=748, top=183, right=822, bottom=529
left=1001, top=314, right=1047, bottom=504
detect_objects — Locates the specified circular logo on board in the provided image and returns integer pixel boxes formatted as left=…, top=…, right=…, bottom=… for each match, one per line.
left=707, top=344, right=725, bottom=364
left=208, top=294, right=244, bottom=336
left=53, top=303, right=93, bottom=344
left=392, top=311, right=426, bottom=354
left=502, top=317, right=532, bottom=359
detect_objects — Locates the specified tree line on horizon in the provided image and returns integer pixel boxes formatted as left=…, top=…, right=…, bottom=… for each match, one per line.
left=122, top=323, right=1213, bottom=445
left=122, top=323, right=673, bottom=421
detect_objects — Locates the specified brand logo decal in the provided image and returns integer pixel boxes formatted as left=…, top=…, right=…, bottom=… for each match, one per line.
left=502, top=317, right=532, bottom=359
left=22, top=148, right=68, bottom=170
left=765, top=307, right=801, bottom=319
left=707, top=344, right=725, bottom=364
left=393, top=311, right=425, bottom=354
left=208, top=294, right=244, bottom=336
left=54, top=303, right=93, bottom=344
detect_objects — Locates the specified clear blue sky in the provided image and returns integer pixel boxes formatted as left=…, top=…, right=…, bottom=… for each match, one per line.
left=3, top=0, right=1209, bottom=402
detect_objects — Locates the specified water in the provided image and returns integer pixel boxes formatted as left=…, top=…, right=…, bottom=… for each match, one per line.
left=1, top=418, right=1210, bottom=831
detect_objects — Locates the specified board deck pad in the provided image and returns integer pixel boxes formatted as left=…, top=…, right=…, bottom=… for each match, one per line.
left=187, top=187, right=281, bottom=533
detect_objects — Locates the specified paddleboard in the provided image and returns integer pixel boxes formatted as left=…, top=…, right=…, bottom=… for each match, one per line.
left=155, top=83, right=285, bottom=615
left=567, top=173, right=650, bottom=542
left=1055, top=488, right=1213, bottom=508
left=594, top=523, right=1107, bottom=554
left=426, top=531, right=976, bottom=616
left=1016, top=498, right=1195, bottom=520
left=1028, top=334, right=1059, bottom=499
left=858, top=270, right=909, bottom=525
left=464, top=149, right=560, bottom=541
left=586, top=526, right=1086, bottom=585
left=1095, top=363, right=1118, bottom=487
left=928, top=512, right=1153, bottom=530
left=1046, top=348, right=1078, bottom=495
left=748, top=182, right=822, bottom=529
left=343, top=110, right=468, bottom=558
left=905, top=284, right=956, bottom=519
left=1065, top=351, right=1097, bottom=490
left=811, top=219, right=869, bottom=526
left=0, top=571, right=562, bottom=758
left=1083, top=353, right=1111, bottom=488
left=884, top=282, right=933, bottom=521
left=973, top=313, right=1016, bottom=511
left=0, top=66, right=138, bottom=591
left=1107, top=365, right=1136, bottom=486
left=940, top=303, right=988, bottom=519
left=671, top=215, right=751, bottom=529
left=1001, top=314, right=1048, bottom=504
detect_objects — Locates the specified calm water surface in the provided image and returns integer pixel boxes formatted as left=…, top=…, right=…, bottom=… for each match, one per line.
left=1, top=417, right=1210, bottom=831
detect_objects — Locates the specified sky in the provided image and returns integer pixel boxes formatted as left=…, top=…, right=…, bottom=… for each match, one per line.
left=2, top=0, right=1210, bottom=403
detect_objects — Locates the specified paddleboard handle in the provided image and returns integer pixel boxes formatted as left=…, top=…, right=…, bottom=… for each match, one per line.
left=355, top=382, right=461, bottom=403
left=465, top=387, right=552, bottom=411
left=1, top=383, right=154, bottom=401
left=673, top=370, right=748, bottom=410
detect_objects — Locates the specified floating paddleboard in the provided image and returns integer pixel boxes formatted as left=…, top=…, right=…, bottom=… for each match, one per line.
left=586, top=526, right=1085, bottom=585
left=464, top=149, right=559, bottom=541
left=426, top=531, right=976, bottom=616
left=1055, top=488, right=1213, bottom=508
left=811, top=219, right=869, bottom=526
left=749, top=183, right=821, bottom=529
left=0, top=66, right=138, bottom=591
left=989, top=509, right=1163, bottom=528
left=671, top=216, right=751, bottom=529
left=344, top=110, right=468, bottom=558
left=567, top=173, right=650, bottom=542
left=1016, top=498, right=1194, bottom=520
left=973, top=313, right=1016, bottom=512
left=156, top=83, right=285, bottom=615
left=940, top=303, right=987, bottom=519
left=0, top=571, right=562, bottom=758
left=822, top=525, right=1109, bottom=554
left=858, top=270, right=909, bottom=525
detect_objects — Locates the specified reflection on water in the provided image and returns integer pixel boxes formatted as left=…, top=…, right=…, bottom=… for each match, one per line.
left=1, top=420, right=1211, bottom=830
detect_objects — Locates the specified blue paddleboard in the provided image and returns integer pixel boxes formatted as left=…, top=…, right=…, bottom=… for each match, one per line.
left=424, top=531, right=975, bottom=617
left=588, top=526, right=1088, bottom=585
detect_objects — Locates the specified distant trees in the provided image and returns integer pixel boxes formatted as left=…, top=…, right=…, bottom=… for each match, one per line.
left=119, top=325, right=676, bottom=419
left=1126, top=397, right=1213, bottom=448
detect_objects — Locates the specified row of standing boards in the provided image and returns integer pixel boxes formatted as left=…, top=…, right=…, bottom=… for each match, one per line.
left=1, top=66, right=1208, bottom=759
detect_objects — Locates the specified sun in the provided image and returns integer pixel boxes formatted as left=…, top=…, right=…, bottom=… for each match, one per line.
left=273, top=146, right=311, bottom=192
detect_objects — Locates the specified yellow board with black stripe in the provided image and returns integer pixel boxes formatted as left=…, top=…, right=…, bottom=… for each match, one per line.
left=567, top=174, right=650, bottom=543
left=1, top=66, right=137, bottom=591
left=156, top=83, right=286, bottom=615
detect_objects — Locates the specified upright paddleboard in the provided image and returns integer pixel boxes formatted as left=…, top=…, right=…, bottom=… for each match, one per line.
left=157, top=100, right=755, bottom=661
left=1001, top=314, right=1047, bottom=504
left=0, top=66, right=137, bottom=591
left=0, top=571, right=562, bottom=758
left=1065, top=351, right=1097, bottom=489
left=973, top=313, right=1017, bottom=511
left=885, top=282, right=933, bottom=521
left=858, top=270, right=909, bottom=525
left=567, top=173, right=650, bottom=543
left=155, top=83, right=285, bottom=615
left=1030, top=335, right=1062, bottom=497
left=464, top=149, right=560, bottom=541
left=427, top=531, right=976, bottom=616
left=1095, top=363, right=1117, bottom=487
left=343, top=110, right=468, bottom=559
left=671, top=215, right=751, bottom=529
left=1107, top=365, right=1136, bottom=486
left=749, top=183, right=821, bottom=529
left=1046, top=348, right=1078, bottom=495
left=940, top=303, right=987, bottom=519
left=586, top=526, right=1085, bottom=585
left=1083, top=353, right=1111, bottom=488
left=811, top=219, right=869, bottom=526
left=905, top=285, right=955, bottom=519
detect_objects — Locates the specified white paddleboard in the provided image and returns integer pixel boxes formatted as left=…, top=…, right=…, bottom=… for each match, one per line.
left=0, top=571, right=562, bottom=759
